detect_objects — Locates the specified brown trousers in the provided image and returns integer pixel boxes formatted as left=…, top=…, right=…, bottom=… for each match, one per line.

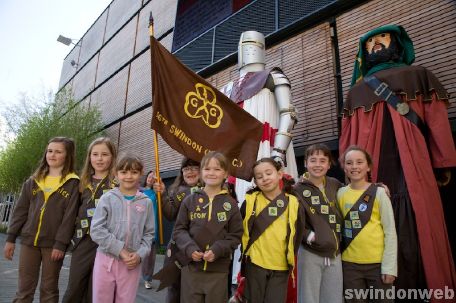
left=243, top=261, right=289, bottom=303
left=62, top=236, right=98, bottom=303
left=181, top=265, right=228, bottom=303
left=343, top=261, right=393, bottom=303
left=14, top=244, right=63, bottom=303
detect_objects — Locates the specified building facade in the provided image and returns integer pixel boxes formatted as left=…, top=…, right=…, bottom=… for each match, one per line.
left=59, top=0, right=456, bottom=178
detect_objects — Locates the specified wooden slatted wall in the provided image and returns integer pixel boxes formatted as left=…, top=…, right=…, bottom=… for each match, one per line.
left=336, top=0, right=456, bottom=119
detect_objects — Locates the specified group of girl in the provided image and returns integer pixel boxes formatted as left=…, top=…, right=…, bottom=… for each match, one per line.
left=3, top=135, right=397, bottom=303
left=3, top=136, right=158, bottom=303
left=157, top=144, right=397, bottom=303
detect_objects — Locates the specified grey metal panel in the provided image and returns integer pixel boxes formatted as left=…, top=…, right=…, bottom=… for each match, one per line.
left=118, top=106, right=181, bottom=173
left=126, top=51, right=151, bottom=113
left=90, top=66, right=129, bottom=125
left=104, top=0, right=142, bottom=42
left=134, top=0, right=177, bottom=55
left=58, top=46, right=81, bottom=89
left=96, top=19, right=136, bottom=86
left=72, top=55, right=98, bottom=101
left=78, top=10, right=108, bottom=67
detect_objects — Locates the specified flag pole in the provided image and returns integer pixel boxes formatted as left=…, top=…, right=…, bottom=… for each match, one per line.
left=149, top=12, right=164, bottom=245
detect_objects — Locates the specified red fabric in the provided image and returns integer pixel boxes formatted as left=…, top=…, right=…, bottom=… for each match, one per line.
left=262, top=122, right=277, bottom=145
left=340, top=95, right=456, bottom=302
left=285, top=259, right=297, bottom=303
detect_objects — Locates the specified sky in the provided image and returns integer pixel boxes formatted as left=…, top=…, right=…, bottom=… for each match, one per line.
left=0, top=0, right=112, bottom=106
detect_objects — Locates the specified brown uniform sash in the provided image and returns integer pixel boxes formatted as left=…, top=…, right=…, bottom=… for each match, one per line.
left=152, top=196, right=233, bottom=290
left=298, top=183, right=342, bottom=239
left=341, top=184, right=378, bottom=252
left=240, top=192, right=289, bottom=274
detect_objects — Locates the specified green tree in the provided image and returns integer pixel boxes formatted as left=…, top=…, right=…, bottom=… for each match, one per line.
left=0, top=89, right=104, bottom=192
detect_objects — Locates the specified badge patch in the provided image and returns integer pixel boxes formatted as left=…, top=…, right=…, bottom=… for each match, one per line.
left=80, top=219, right=89, bottom=228
left=196, top=206, right=201, bottom=212
left=320, top=205, right=329, bottom=214
left=336, top=224, right=341, bottom=233
left=268, top=207, right=278, bottom=216
left=135, top=204, right=145, bottom=212
left=217, top=212, right=227, bottom=222
left=345, top=220, right=352, bottom=229
left=329, top=214, right=336, bottom=223
left=352, top=220, right=362, bottom=229
left=276, top=200, right=284, bottom=208
left=76, top=229, right=83, bottom=238
left=350, top=211, right=359, bottom=220
left=311, top=196, right=320, bottom=205
left=359, top=203, right=368, bottom=212
left=198, top=197, right=204, bottom=203
left=303, top=190, right=311, bottom=197
left=191, top=186, right=198, bottom=194
left=223, top=202, right=231, bottom=211
left=86, top=208, right=95, bottom=217
left=345, top=229, right=353, bottom=238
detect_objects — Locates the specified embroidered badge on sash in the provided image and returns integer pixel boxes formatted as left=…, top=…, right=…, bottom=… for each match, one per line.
left=345, top=229, right=353, bottom=238
left=352, top=220, right=362, bottom=229
left=191, top=186, right=199, bottom=194
left=268, top=207, right=278, bottom=216
left=329, top=214, right=336, bottom=223
left=76, top=229, right=83, bottom=238
left=345, top=220, right=352, bottom=229
left=311, top=196, right=320, bottom=205
left=196, top=206, right=201, bottom=212
left=309, top=206, right=316, bottom=214
left=350, top=211, right=359, bottom=220
left=303, top=190, right=311, bottom=197
left=277, top=200, right=284, bottom=208
left=198, top=198, right=204, bottom=203
left=81, top=219, right=89, bottom=228
left=336, top=224, right=341, bottom=232
left=87, top=208, right=95, bottom=217
left=223, top=202, right=231, bottom=211
left=320, top=205, right=329, bottom=214
left=217, top=212, right=227, bottom=222
left=359, top=203, right=368, bottom=212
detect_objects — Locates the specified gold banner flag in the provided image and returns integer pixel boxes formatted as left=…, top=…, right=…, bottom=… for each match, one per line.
left=150, top=37, right=262, bottom=180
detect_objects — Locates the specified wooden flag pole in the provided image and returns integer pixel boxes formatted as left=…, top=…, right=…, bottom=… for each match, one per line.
left=149, top=12, right=164, bottom=245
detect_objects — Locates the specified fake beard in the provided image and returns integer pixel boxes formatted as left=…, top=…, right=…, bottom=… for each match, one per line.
left=366, top=39, right=400, bottom=70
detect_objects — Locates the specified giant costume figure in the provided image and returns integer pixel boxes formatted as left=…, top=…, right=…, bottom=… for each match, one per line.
left=221, top=30, right=299, bottom=301
left=340, top=24, right=456, bottom=300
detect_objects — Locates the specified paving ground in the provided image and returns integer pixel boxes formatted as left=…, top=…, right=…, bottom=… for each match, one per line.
left=0, top=233, right=167, bottom=303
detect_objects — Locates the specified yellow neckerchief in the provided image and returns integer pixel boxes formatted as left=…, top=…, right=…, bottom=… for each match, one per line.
left=203, top=188, right=228, bottom=270
left=34, top=172, right=79, bottom=246
left=87, top=175, right=108, bottom=201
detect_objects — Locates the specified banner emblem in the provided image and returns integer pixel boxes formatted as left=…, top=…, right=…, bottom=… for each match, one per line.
left=185, top=83, right=223, bottom=128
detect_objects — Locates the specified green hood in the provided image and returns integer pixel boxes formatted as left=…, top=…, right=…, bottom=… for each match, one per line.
left=351, top=24, right=415, bottom=87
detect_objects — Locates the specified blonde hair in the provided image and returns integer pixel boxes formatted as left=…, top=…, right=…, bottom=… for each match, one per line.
left=33, top=137, right=75, bottom=182
left=80, top=137, right=117, bottom=191
left=200, top=151, right=229, bottom=172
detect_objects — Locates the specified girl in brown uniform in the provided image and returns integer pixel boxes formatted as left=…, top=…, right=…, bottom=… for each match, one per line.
left=4, top=137, right=80, bottom=302
left=173, top=151, right=243, bottom=303
left=63, top=137, right=117, bottom=303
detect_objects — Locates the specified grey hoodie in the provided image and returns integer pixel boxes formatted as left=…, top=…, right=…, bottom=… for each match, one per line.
left=90, top=187, right=154, bottom=261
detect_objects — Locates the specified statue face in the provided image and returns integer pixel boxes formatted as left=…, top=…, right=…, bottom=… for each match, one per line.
left=365, top=33, right=391, bottom=54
